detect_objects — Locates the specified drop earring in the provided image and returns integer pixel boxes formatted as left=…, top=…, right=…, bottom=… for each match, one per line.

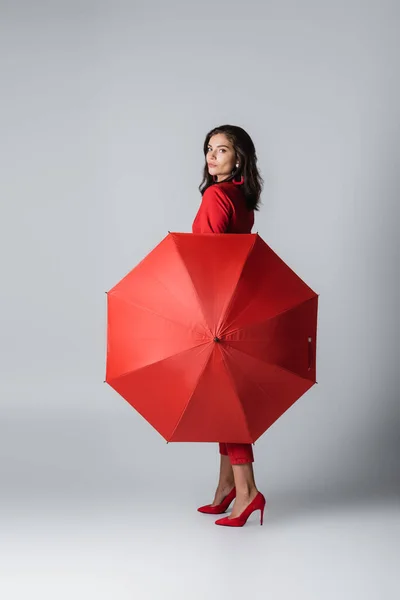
left=233, top=163, right=244, bottom=185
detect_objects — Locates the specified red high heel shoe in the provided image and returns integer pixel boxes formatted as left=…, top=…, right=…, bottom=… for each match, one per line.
left=197, top=486, right=236, bottom=514
left=215, top=491, right=266, bottom=527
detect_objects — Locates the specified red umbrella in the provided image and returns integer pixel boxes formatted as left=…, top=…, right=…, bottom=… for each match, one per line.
left=105, top=233, right=318, bottom=443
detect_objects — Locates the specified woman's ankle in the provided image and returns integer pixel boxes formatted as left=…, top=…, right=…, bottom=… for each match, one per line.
left=217, top=480, right=235, bottom=491
left=235, top=484, right=258, bottom=498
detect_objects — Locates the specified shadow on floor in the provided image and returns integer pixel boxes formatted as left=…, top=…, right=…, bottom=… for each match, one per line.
left=261, top=480, right=399, bottom=526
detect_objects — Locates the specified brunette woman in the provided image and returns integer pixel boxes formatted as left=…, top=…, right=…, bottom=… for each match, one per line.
left=193, top=124, right=266, bottom=527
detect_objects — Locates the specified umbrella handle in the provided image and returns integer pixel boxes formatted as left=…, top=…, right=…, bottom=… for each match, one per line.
left=307, top=336, right=313, bottom=371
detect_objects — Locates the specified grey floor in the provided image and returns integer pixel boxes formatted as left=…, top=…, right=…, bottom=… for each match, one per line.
left=1, top=382, right=399, bottom=599
left=1, top=483, right=399, bottom=599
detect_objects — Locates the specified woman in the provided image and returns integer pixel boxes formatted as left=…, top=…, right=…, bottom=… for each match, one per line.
left=192, top=124, right=267, bottom=527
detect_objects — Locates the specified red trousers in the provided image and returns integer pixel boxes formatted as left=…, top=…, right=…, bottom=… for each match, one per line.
left=219, top=443, right=254, bottom=464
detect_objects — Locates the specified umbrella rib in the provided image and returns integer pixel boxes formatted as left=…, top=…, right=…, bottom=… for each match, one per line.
left=221, top=345, right=278, bottom=411
left=149, top=271, right=211, bottom=335
left=168, top=344, right=214, bottom=440
left=107, top=340, right=212, bottom=382
left=217, top=235, right=257, bottom=335
left=220, top=294, right=317, bottom=338
left=110, top=291, right=208, bottom=338
left=171, top=238, right=214, bottom=336
left=219, top=347, right=253, bottom=442
left=223, top=342, right=315, bottom=385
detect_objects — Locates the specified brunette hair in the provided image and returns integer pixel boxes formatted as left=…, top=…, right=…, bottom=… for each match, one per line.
left=198, top=124, right=263, bottom=211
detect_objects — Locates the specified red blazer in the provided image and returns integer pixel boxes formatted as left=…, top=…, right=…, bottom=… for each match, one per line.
left=192, top=181, right=254, bottom=234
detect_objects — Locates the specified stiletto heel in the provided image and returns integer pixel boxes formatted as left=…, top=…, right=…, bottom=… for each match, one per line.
left=215, top=491, right=266, bottom=527
left=197, top=486, right=236, bottom=514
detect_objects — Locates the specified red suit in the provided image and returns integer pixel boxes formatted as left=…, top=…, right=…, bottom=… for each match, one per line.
left=192, top=179, right=255, bottom=464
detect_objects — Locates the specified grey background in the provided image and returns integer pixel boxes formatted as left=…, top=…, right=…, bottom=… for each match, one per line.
left=0, top=1, right=399, bottom=598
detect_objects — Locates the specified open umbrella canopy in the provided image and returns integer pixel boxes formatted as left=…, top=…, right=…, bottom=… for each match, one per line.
left=105, top=233, right=318, bottom=443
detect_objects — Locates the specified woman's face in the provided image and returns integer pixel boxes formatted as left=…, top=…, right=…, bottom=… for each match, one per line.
left=206, top=133, right=237, bottom=182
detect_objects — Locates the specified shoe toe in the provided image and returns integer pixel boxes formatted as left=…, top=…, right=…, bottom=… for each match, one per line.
left=198, top=505, right=224, bottom=514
